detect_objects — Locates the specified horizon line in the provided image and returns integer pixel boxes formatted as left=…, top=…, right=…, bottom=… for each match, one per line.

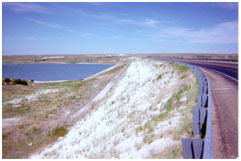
left=2, top=53, right=239, bottom=56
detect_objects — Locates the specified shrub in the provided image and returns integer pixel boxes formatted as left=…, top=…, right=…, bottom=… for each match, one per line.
left=16, top=79, right=23, bottom=84
left=21, top=80, right=28, bottom=85
left=12, top=79, right=28, bottom=85
left=18, top=125, right=24, bottom=129
left=156, top=74, right=163, bottom=81
left=3, top=78, right=11, bottom=84
left=52, top=127, right=67, bottom=137
left=31, top=127, right=41, bottom=134
left=11, top=79, right=16, bottom=85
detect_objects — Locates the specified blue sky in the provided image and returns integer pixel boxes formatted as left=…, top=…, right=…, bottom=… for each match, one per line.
left=2, top=2, right=238, bottom=55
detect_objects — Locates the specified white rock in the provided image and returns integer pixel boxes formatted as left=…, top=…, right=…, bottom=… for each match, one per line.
left=30, top=58, right=188, bottom=159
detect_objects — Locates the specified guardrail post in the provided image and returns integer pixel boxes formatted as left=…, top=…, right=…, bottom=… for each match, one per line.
left=193, top=139, right=204, bottom=159
left=203, top=85, right=208, bottom=94
left=182, top=138, right=204, bottom=159
left=202, top=94, right=208, bottom=108
left=193, top=107, right=200, bottom=136
left=200, top=108, right=207, bottom=138
left=182, top=138, right=194, bottom=159
left=197, top=94, right=202, bottom=107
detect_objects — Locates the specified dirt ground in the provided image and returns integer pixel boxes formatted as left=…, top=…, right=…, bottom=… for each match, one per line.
left=2, top=63, right=127, bottom=159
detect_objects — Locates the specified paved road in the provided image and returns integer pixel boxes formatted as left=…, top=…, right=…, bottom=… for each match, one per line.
left=201, top=68, right=238, bottom=159
left=177, top=61, right=238, bottom=80
left=148, top=57, right=238, bottom=158
left=147, top=57, right=238, bottom=80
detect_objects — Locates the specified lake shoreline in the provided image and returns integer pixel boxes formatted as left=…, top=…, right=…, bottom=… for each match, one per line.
left=34, top=80, right=70, bottom=83
left=3, top=63, right=114, bottom=82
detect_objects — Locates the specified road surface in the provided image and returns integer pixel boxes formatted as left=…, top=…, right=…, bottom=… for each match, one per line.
left=201, top=67, right=238, bottom=159
left=178, top=60, right=238, bottom=80
left=147, top=57, right=238, bottom=80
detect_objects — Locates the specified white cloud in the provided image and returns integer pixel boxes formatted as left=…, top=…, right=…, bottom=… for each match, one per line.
left=5, top=3, right=237, bottom=45
left=117, top=18, right=160, bottom=28
left=154, top=21, right=238, bottom=44
left=28, top=19, right=63, bottom=29
left=27, top=19, right=91, bottom=36
left=3, top=2, right=52, bottom=14
left=189, top=21, right=238, bottom=43
left=48, top=4, right=160, bottom=28
left=90, top=14, right=114, bottom=20
left=3, top=36, right=48, bottom=41
left=65, top=29, right=92, bottom=36
left=24, top=36, right=48, bottom=41
left=143, top=19, right=160, bottom=27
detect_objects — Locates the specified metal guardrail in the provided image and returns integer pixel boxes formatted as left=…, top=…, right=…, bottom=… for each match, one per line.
left=145, top=57, right=214, bottom=159
left=180, top=63, right=214, bottom=159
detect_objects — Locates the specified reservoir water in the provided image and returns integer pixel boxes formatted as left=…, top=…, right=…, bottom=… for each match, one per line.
left=2, top=64, right=113, bottom=81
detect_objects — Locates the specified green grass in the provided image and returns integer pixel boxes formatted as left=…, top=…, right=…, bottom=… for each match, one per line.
left=156, top=74, right=163, bottom=81
left=42, top=79, right=84, bottom=88
left=3, top=104, right=31, bottom=117
left=174, top=72, right=199, bottom=140
left=188, top=72, right=200, bottom=100
left=52, top=126, right=68, bottom=137
left=137, top=85, right=189, bottom=134
left=174, top=114, right=193, bottom=140
left=31, top=127, right=41, bottom=134
left=100, top=64, right=125, bottom=76
left=16, top=105, right=30, bottom=114
left=169, top=62, right=189, bottom=74
left=135, top=78, right=197, bottom=146
left=18, top=125, right=24, bottom=129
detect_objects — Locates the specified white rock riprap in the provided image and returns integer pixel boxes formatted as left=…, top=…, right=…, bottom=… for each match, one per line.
left=30, top=58, right=193, bottom=159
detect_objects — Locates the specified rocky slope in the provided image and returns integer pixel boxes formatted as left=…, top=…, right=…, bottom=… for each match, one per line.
left=30, top=58, right=197, bottom=159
